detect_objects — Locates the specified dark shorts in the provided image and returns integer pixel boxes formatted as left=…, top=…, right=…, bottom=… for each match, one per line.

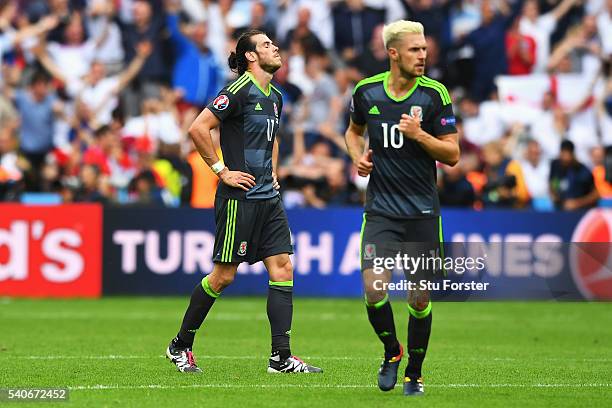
left=213, top=195, right=293, bottom=264
left=360, top=213, right=445, bottom=279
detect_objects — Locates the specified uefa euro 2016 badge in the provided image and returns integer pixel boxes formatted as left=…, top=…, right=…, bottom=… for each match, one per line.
left=238, top=241, right=248, bottom=256
left=273, top=102, right=278, bottom=117
left=409, top=105, right=423, bottom=121
left=363, top=243, right=376, bottom=260
left=213, top=95, right=229, bottom=110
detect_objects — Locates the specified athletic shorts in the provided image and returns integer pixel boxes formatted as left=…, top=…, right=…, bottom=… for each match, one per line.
left=213, top=195, right=293, bottom=264
left=360, top=213, right=445, bottom=280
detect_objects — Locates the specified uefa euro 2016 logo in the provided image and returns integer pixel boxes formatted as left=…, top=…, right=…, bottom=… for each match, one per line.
left=570, top=209, right=612, bottom=300
left=213, top=95, right=229, bottom=111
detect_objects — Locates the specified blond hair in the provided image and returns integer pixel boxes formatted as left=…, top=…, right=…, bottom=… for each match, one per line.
left=382, top=20, right=424, bottom=48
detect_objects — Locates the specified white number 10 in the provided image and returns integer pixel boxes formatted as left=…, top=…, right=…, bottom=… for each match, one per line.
left=381, top=123, right=403, bottom=148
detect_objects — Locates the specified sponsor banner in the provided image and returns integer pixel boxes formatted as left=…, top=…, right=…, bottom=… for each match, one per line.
left=0, top=205, right=102, bottom=298
left=102, top=207, right=612, bottom=300
left=102, top=207, right=364, bottom=296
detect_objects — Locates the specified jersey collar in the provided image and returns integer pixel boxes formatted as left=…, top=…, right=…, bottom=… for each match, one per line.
left=246, top=71, right=271, bottom=97
left=383, top=71, right=420, bottom=102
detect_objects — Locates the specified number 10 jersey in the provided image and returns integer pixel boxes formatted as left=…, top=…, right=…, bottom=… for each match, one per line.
left=350, top=71, right=457, bottom=218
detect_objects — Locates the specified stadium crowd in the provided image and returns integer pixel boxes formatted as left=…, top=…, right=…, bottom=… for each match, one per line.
left=0, top=0, right=611, bottom=210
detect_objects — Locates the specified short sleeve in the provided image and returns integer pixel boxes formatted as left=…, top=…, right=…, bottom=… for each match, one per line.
left=206, top=89, right=242, bottom=121
left=350, top=88, right=366, bottom=126
left=431, top=95, right=457, bottom=137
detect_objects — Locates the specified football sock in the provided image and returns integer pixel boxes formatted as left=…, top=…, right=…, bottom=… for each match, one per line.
left=267, top=281, right=293, bottom=360
left=405, top=301, right=432, bottom=378
left=177, top=275, right=220, bottom=347
left=366, top=294, right=401, bottom=359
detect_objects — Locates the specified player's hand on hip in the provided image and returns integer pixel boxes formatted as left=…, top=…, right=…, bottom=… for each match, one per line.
left=219, top=169, right=256, bottom=191
left=399, top=113, right=421, bottom=139
left=272, top=172, right=280, bottom=190
left=356, top=149, right=374, bottom=177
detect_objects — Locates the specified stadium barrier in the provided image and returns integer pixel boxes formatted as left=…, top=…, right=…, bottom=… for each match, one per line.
left=1, top=205, right=611, bottom=300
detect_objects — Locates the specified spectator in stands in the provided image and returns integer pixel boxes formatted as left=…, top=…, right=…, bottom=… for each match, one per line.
left=165, top=2, right=222, bottom=112
left=179, top=0, right=229, bottom=79
left=348, top=24, right=389, bottom=80
left=424, top=35, right=450, bottom=83
left=153, top=141, right=192, bottom=207
left=458, top=0, right=523, bottom=101
left=550, top=140, right=599, bottom=210
left=601, top=71, right=612, bottom=146
left=519, top=0, right=579, bottom=73
left=74, top=163, right=108, bottom=203
left=120, top=0, right=171, bottom=116
left=547, top=15, right=602, bottom=79
left=332, top=0, right=385, bottom=60
left=403, top=0, right=450, bottom=49
left=0, top=5, right=59, bottom=83
left=86, top=0, right=125, bottom=73
left=481, top=141, right=517, bottom=207
left=128, top=168, right=167, bottom=206
left=187, top=137, right=218, bottom=208
left=529, top=91, right=569, bottom=161
left=514, top=139, right=551, bottom=207
left=279, top=127, right=347, bottom=208
left=506, top=16, right=536, bottom=75
left=277, top=0, right=334, bottom=50
left=13, top=71, right=63, bottom=191
left=241, top=1, right=276, bottom=39
left=0, top=129, right=24, bottom=200
left=283, top=6, right=325, bottom=55
left=35, top=41, right=152, bottom=127
left=297, top=52, right=341, bottom=150
left=46, top=12, right=110, bottom=82
left=597, top=0, right=612, bottom=60
left=592, top=146, right=612, bottom=199
left=438, top=162, right=476, bottom=207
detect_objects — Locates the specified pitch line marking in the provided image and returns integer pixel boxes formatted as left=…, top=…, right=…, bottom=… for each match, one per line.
left=67, top=383, right=612, bottom=391
left=5, top=355, right=612, bottom=362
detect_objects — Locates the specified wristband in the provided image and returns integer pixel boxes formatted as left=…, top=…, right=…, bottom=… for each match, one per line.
left=211, top=161, right=225, bottom=174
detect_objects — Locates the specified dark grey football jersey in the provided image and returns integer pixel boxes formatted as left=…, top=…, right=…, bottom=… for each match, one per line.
left=207, top=72, right=283, bottom=200
left=350, top=72, right=457, bottom=218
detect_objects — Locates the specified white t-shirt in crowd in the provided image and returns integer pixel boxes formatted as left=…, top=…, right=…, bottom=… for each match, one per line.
left=520, top=159, right=550, bottom=199
left=568, top=107, right=599, bottom=167
left=519, top=13, right=556, bottom=73
left=597, top=11, right=612, bottom=58
left=529, top=110, right=563, bottom=161
left=47, top=40, right=97, bottom=80
left=67, top=76, right=120, bottom=126
left=122, top=112, right=182, bottom=145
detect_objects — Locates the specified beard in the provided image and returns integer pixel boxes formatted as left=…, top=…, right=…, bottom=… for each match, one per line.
left=397, top=55, right=424, bottom=78
left=256, top=51, right=282, bottom=74
left=261, top=60, right=282, bottom=74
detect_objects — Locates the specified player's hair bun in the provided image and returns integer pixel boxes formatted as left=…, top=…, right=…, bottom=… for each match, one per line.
left=228, top=52, right=238, bottom=71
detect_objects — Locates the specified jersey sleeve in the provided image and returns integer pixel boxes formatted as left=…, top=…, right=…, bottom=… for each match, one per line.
left=430, top=93, right=457, bottom=137
left=350, top=88, right=367, bottom=126
left=206, top=88, right=243, bottom=121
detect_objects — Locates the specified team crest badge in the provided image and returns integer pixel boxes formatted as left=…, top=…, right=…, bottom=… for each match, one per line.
left=409, top=105, right=423, bottom=121
left=238, top=241, right=248, bottom=256
left=213, top=95, right=229, bottom=110
left=273, top=102, right=278, bottom=117
left=363, top=244, right=376, bottom=260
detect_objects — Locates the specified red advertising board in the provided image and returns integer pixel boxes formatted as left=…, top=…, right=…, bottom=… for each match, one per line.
left=0, top=204, right=102, bottom=297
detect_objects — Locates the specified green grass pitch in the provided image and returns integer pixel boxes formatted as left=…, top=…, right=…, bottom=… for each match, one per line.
left=1, top=297, right=611, bottom=407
